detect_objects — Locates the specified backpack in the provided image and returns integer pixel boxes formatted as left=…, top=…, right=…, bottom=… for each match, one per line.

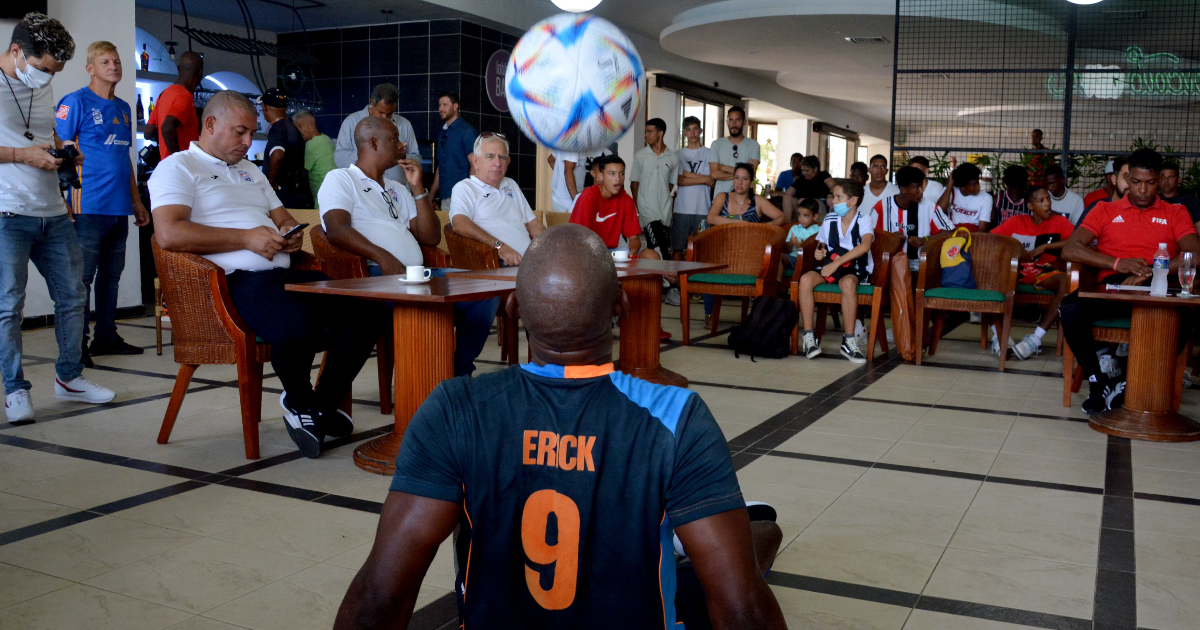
left=727, top=296, right=799, bottom=360
left=940, top=227, right=977, bottom=289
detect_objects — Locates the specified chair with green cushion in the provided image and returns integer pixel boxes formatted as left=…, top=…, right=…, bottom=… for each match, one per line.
left=1061, top=262, right=1139, bottom=407
left=788, top=230, right=904, bottom=360
left=1013, top=262, right=1067, bottom=358
left=916, top=232, right=1024, bottom=371
left=680, top=222, right=786, bottom=344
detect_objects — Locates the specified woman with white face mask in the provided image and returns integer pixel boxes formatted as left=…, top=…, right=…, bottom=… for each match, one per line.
left=0, top=12, right=115, bottom=425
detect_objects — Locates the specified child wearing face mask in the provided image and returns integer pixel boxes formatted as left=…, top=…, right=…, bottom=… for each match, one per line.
left=796, top=179, right=875, bottom=364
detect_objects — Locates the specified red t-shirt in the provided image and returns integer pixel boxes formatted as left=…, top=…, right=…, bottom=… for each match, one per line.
left=1083, top=188, right=1109, bottom=208
left=1080, top=196, right=1198, bottom=279
left=569, top=186, right=641, bottom=248
left=152, top=84, right=199, bottom=159
left=990, top=214, right=1075, bottom=265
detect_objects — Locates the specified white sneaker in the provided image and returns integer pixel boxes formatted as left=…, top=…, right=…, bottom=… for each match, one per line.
left=5, top=389, right=34, bottom=422
left=1011, top=334, right=1041, bottom=360
left=54, top=376, right=115, bottom=404
left=802, top=331, right=822, bottom=359
left=969, top=312, right=982, bottom=324
left=854, top=319, right=868, bottom=348
left=1098, top=353, right=1123, bottom=380
left=663, top=287, right=681, bottom=307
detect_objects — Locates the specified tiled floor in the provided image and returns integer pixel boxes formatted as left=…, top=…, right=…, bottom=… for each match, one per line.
left=2, top=309, right=1199, bottom=630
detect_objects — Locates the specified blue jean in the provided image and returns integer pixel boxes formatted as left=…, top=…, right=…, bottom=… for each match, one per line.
left=0, top=213, right=86, bottom=393
left=368, top=265, right=499, bottom=376
left=74, top=215, right=129, bottom=346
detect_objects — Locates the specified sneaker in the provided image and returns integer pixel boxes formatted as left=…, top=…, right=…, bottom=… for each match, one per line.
left=663, top=287, right=681, bottom=306
left=280, top=393, right=323, bottom=459
left=54, top=376, right=115, bottom=403
left=1098, top=353, right=1123, bottom=380
left=969, top=312, right=982, bottom=324
left=988, top=327, right=1016, bottom=357
left=161, top=304, right=170, bottom=323
left=841, top=336, right=867, bottom=364
left=5, top=389, right=34, bottom=423
left=318, top=407, right=354, bottom=439
left=1082, top=375, right=1126, bottom=415
left=1115, top=343, right=1128, bottom=358
left=89, top=338, right=145, bottom=356
left=80, top=342, right=94, bottom=369
left=1105, top=380, right=1126, bottom=411
left=1011, top=334, right=1041, bottom=361
left=854, top=319, right=868, bottom=348
left=660, top=329, right=672, bottom=341
left=802, top=331, right=821, bottom=359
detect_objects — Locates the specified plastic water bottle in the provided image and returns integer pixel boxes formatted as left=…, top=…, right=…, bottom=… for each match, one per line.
left=1151, top=242, right=1170, bottom=296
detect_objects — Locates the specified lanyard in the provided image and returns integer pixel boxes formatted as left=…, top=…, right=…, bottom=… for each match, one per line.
left=2, top=72, right=35, bottom=141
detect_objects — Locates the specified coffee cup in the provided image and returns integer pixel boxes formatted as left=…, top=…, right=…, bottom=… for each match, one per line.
left=612, top=250, right=631, bottom=262
left=406, top=266, right=432, bottom=281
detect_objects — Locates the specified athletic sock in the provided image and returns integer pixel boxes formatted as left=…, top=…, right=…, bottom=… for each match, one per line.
left=804, top=329, right=814, bottom=336
left=842, top=333, right=854, bottom=340
left=1032, top=327, right=1047, bottom=341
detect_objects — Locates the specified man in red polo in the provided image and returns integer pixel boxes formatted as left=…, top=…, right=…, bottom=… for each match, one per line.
left=1060, top=148, right=1200, bottom=415
left=570, top=155, right=643, bottom=258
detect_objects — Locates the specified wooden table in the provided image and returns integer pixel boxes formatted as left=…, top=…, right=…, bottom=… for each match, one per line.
left=287, top=276, right=517, bottom=473
left=452, top=259, right=726, bottom=388
left=1077, top=289, right=1200, bottom=442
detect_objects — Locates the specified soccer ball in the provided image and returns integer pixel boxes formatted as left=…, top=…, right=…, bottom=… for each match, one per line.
left=505, top=13, right=644, bottom=153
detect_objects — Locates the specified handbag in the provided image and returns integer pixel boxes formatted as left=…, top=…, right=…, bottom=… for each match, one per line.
left=939, top=227, right=976, bottom=289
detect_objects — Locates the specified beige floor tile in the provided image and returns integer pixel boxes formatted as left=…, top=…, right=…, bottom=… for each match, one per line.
left=804, top=414, right=917, bottom=441
left=6, top=463, right=182, bottom=511
left=856, top=384, right=941, bottom=405
left=204, top=562, right=359, bottom=630
left=807, top=494, right=966, bottom=546
left=1133, top=467, right=1200, bottom=500
left=1135, top=498, right=1200, bottom=539
left=115, top=483, right=307, bottom=537
left=167, top=617, right=252, bottom=630
left=899, top=424, right=1009, bottom=451
left=1132, top=443, right=1200, bottom=474
left=923, top=548, right=1094, bottom=619
left=83, top=537, right=315, bottom=614
left=969, top=482, right=1103, bottom=528
left=936, top=392, right=1025, bottom=413
left=737, top=480, right=841, bottom=539
left=845, top=468, right=981, bottom=509
left=879, top=441, right=998, bottom=475
left=1008, top=417, right=1105, bottom=442
left=0, top=562, right=71, bottom=611
left=737, top=455, right=866, bottom=494
left=0, top=444, right=103, bottom=491
left=1137, top=573, right=1200, bottom=630
left=1136, top=530, right=1200, bottom=581
left=770, top=587, right=909, bottom=630
left=775, top=431, right=897, bottom=462
left=916, top=407, right=1016, bottom=433
left=0, top=492, right=77, bottom=534
left=330, top=475, right=393, bottom=503
left=0, top=583, right=191, bottom=630
left=832, top=399, right=928, bottom=422
left=948, top=510, right=1100, bottom=566
left=902, top=609, right=1045, bottom=629
left=0, top=515, right=199, bottom=581
left=238, top=451, right=379, bottom=494
left=987, top=452, right=1105, bottom=490
left=210, top=502, right=379, bottom=562
left=772, top=528, right=945, bottom=593
left=998, top=432, right=1108, bottom=462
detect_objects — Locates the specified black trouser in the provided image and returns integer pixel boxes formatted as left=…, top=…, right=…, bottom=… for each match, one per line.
left=226, top=267, right=386, bottom=412
left=1059, top=279, right=1192, bottom=379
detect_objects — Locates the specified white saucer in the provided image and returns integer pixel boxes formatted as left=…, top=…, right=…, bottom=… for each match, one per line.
left=397, top=277, right=431, bottom=284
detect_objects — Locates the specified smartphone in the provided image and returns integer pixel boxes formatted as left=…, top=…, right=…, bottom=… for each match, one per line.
left=281, top=223, right=309, bottom=239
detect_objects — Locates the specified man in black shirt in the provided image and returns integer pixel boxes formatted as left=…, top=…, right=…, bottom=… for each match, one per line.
left=1160, top=161, right=1200, bottom=229
left=260, top=88, right=312, bottom=208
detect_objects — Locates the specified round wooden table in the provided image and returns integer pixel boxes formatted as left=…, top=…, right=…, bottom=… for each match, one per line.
left=1078, top=289, right=1200, bottom=442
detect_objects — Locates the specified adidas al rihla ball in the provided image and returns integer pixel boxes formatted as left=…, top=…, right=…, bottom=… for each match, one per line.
left=505, top=13, right=644, bottom=153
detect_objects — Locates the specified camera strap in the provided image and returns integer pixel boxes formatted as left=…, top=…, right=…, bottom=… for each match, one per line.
left=2, top=73, right=35, bottom=141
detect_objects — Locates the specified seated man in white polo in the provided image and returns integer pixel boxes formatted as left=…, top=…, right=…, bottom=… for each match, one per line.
left=149, top=90, right=385, bottom=459
left=449, top=133, right=544, bottom=266
left=321, top=116, right=499, bottom=377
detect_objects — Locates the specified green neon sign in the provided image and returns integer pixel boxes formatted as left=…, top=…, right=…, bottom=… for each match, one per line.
left=1046, top=47, right=1200, bottom=99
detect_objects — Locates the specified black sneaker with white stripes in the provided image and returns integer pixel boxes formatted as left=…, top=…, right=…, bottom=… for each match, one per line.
left=280, top=393, right=323, bottom=458
left=318, top=408, right=354, bottom=439
left=840, top=336, right=867, bottom=364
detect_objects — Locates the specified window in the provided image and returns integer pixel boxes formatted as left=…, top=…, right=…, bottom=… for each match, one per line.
left=677, top=97, right=726, bottom=149
left=828, top=135, right=848, bottom=179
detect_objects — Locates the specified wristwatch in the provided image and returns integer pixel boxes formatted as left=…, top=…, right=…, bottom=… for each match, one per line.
left=493, top=241, right=503, bottom=250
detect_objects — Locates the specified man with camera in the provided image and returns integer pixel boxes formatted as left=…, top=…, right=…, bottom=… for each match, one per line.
left=56, top=41, right=150, bottom=366
left=1, top=13, right=115, bottom=423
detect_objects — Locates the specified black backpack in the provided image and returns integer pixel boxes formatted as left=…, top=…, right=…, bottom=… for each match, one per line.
left=727, top=296, right=799, bottom=360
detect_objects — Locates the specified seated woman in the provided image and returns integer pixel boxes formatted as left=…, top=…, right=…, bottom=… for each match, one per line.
left=706, top=163, right=786, bottom=227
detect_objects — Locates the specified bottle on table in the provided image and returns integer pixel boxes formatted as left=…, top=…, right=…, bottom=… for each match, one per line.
left=140, top=44, right=149, bottom=71
left=1150, top=242, right=1170, bottom=296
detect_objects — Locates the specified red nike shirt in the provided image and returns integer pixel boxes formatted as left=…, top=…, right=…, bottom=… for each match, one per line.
left=570, top=185, right=642, bottom=248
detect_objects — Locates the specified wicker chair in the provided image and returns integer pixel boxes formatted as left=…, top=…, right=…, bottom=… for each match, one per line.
left=151, top=238, right=318, bottom=460
left=915, top=232, right=1024, bottom=371
left=308, top=226, right=449, bottom=415
left=1012, top=257, right=1066, bottom=358
left=444, top=223, right=500, bottom=270
left=679, top=223, right=787, bottom=345
left=788, top=231, right=904, bottom=360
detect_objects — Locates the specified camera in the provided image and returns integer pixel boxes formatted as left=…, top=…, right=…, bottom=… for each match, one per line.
left=46, top=145, right=81, bottom=191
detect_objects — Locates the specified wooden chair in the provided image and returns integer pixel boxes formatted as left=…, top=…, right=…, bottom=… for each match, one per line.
left=788, top=231, right=904, bottom=360
left=1012, top=261, right=1066, bottom=358
left=308, top=226, right=450, bottom=415
left=151, top=238, right=317, bottom=460
left=433, top=210, right=453, bottom=254
left=444, top=223, right=500, bottom=270
left=679, top=223, right=787, bottom=345
left=915, top=232, right=1024, bottom=371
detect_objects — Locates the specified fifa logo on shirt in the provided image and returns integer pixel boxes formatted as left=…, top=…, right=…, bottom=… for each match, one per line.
left=1153, top=217, right=1168, bottom=225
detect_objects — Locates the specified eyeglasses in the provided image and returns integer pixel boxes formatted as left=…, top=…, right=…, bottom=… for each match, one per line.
left=380, top=190, right=398, bottom=220
left=480, top=131, right=507, bottom=140
left=732, top=144, right=738, bottom=158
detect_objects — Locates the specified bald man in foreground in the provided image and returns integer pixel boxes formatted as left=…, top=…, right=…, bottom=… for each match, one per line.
left=149, top=90, right=385, bottom=459
left=334, top=224, right=786, bottom=630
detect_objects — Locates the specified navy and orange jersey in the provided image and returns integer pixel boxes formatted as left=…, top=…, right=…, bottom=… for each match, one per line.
left=390, top=363, right=744, bottom=629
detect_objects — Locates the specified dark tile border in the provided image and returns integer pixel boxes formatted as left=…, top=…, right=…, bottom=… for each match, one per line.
left=1094, top=436, right=1138, bottom=628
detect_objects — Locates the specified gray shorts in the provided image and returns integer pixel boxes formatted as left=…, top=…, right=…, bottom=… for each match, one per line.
left=671, top=213, right=706, bottom=252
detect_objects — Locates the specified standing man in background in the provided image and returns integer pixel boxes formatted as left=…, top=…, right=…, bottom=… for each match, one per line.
left=629, top=118, right=677, bottom=262
left=1045, top=164, right=1084, bottom=225
left=260, top=88, right=312, bottom=209
left=549, top=150, right=586, bottom=213
left=335, top=83, right=421, bottom=184
left=1026, top=128, right=1054, bottom=187
left=775, top=152, right=802, bottom=192
left=667, top=115, right=713, bottom=307
left=859, top=154, right=899, bottom=227
left=142, top=51, right=202, bottom=160
left=1, top=13, right=116, bottom=423
left=56, top=41, right=149, bottom=366
left=291, top=109, right=335, bottom=208
left=430, top=91, right=475, bottom=208
left=709, top=106, right=759, bottom=197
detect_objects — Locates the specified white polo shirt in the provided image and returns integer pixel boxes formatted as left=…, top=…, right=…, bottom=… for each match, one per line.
left=148, top=144, right=288, bottom=274
left=449, top=175, right=536, bottom=255
left=630, top=144, right=680, bottom=227
left=551, top=150, right=587, bottom=214
left=318, top=165, right=423, bottom=267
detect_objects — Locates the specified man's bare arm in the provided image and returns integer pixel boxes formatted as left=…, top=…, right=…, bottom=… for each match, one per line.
left=526, top=218, right=545, bottom=239
left=564, top=160, right=579, bottom=199
left=267, top=150, right=285, bottom=185
left=710, top=162, right=734, bottom=181
left=333, top=492, right=461, bottom=630
left=678, top=172, right=711, bottom=187
left=675, top=510, right=787, bottom=630
left=153, top=204, right=286, bottom=260
left=160, top=115, right=182, bottom=155
left=631, top=181, right=640, bottom=207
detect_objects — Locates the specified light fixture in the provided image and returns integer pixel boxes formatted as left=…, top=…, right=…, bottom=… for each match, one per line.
left=1066, top=0, right=1104, bottom=4
left=551, top=0, right=602, bottom=11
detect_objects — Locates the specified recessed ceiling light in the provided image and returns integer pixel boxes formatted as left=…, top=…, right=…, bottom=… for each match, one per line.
left=552, top=0, right=602, bottom=10
left=1067, top=0, right=1104, bottom=4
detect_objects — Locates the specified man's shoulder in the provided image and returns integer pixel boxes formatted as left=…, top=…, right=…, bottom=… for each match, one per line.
left=57, top=87, right=88, bottom=105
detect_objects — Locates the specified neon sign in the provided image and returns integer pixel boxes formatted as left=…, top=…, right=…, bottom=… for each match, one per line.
left=1046, top=47, right=1200, bottom=99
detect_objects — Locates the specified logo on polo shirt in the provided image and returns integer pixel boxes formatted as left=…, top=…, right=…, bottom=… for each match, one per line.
left=389, top=189, right=401, bottom=204
left=92, top=110, right=104, bottom=125
left=1112, top=215, right=1125, bottom=223
left=503, top=188, right=514, bottom=199
left=56, top=105, right=70, bottom=120
left=1153, top=217, right=1168, bottom=225
left=236, top=170, right=255, bottom=183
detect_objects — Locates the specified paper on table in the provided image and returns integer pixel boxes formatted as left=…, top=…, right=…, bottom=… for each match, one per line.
left=1105, top=284, right=1152, bottom=292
